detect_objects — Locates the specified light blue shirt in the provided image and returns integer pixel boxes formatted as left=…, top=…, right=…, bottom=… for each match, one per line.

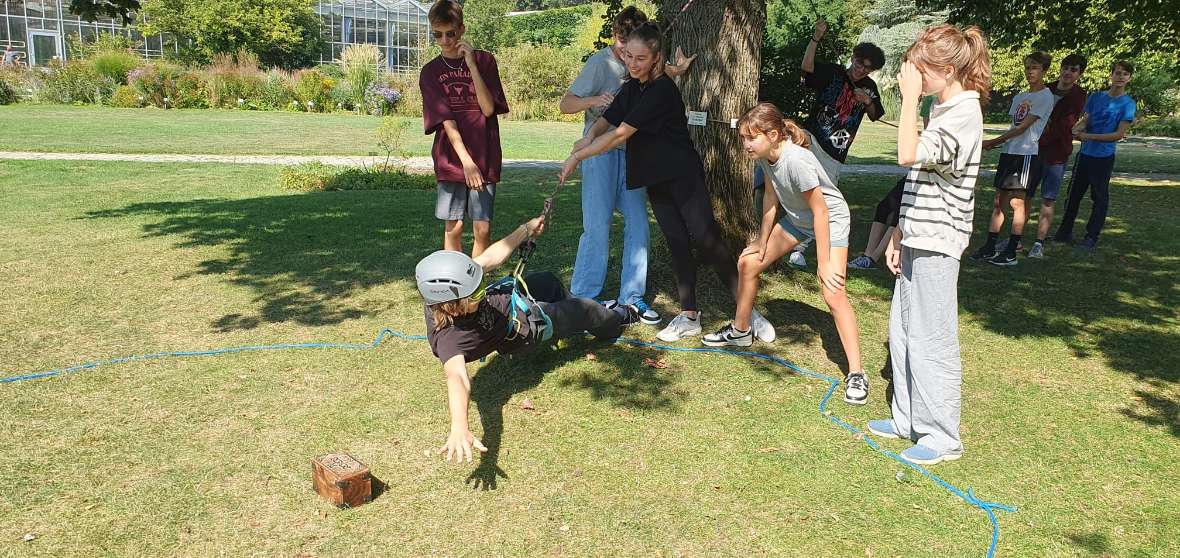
left=1080, top=91, right=1136, bottom=158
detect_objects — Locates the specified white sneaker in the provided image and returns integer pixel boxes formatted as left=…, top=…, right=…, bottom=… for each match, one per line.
left=1028, top=242, right=1044, bottom=259
left=750, top=309, right=776, bottom=343
left=657, top=312, right=702, bottom=342
left=788, top=250, right=807, bottom=268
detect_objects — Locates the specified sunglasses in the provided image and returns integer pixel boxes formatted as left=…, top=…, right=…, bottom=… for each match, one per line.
left=431, top=30, right=457, bottom=39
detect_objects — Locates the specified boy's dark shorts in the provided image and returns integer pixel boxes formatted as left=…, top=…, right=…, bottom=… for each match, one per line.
left=993, top=153, right=1043, bottom=195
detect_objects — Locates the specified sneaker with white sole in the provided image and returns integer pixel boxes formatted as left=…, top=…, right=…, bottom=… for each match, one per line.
left=750, top=309, right=776, bottom=343
left=843, top=372, right=869, bottom=405
left=788, top=250, right=807, bottom=268
left=848, top=254, right=875, bottom=270
left=631, top=298, right=661, bottom=325
left=900, top=444, right=962, bottom=466
left=656, top=312, right=702, bottom=342
left=867, top=419, right=901, bottom=439
left=1027, top=242, right=1044, bottom=259
left=701, top=323, right=754, bottom=347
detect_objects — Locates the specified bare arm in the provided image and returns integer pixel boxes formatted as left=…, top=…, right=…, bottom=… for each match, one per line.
left=802, top=19, right=827, bottom=74
left=1079, top=120, right=1132, bottom=143
left=437, top=355, right=487, bottom=463
left=560, top=92, right=610, bottom=115
left=460, top=43, right=496, bottom=118
left=575, top=123, right=635, bottom=160
left=758, top=175, right=780, bottom=246
left=983, top=115, right=1039, bottom=150
left=472, top=217, right=544, bottom=272
left=442, top=119, right=484, bottom=189
left=896, top=63, right=923, bottom=167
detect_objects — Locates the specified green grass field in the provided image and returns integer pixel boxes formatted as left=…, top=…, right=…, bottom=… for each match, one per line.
left=1, top=160, right=1177, bottom=557
left=4, top=105, right=1180, bottom=176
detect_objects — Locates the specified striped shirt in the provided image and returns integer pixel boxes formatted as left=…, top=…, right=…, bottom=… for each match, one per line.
left=899, top=91, right=983, bottom=259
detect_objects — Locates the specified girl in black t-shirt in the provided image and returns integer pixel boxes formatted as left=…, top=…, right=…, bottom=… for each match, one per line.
left=559, top=22, right=739, bottom=343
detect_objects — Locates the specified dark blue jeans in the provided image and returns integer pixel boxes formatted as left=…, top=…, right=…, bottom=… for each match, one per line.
left=1057, top=154, right=1115, bottom=241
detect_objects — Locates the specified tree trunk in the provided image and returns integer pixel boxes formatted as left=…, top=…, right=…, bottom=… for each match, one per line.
left=660, top=0, right=766, bottom=248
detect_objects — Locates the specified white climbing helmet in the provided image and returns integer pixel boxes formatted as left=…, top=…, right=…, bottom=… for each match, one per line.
left=415, top=250, right=484, bottom=305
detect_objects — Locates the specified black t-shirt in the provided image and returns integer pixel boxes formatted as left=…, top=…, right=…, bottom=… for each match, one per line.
left=424, top=292, right=530, bottom=364
left=603, top=74, right=702, bottom=188
left=803, top=62, right=884, bottom=163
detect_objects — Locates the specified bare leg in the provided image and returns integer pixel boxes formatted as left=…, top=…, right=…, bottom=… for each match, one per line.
left=867, top=225, right=896, bottom=262
left=820, top=246, right=862, bottom=372
left=1009, top=193, right=1026, bottom=236
left=444, top=219, right=464, bottom=252
left=1036, top=199, right=1055, bottom=241
left=734, top=224, right=799, bottom=331
left=471, top=220, right=492, bottom=258
left=988, top=192, right=1005, bottom=234
left=862, top=222, right=886, bottom=257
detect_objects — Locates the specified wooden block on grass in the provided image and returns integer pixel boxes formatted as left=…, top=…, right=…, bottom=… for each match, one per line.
left=311, top=453, right=372, bottom=509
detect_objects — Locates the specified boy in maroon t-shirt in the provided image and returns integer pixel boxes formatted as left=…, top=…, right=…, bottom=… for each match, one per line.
left=419, top=0, right=509, bottom=258
left=1026, top=53, right=1087, bottom=258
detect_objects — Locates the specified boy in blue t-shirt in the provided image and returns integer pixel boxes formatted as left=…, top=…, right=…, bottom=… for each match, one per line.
left=1054, top=60, right=1136, bottom=250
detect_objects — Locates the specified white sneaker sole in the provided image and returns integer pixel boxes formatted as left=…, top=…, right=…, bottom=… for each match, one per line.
left=867, top=424, right=901, bottom=439
left=701, top=337, right=752, bottom=348
left=657, top=328, right=701, bottom=342
left=639, top=314, right=661, bottom=326
left=843, top=393, right=868, bottom=405
left=902, top=451, right=962, bottom=466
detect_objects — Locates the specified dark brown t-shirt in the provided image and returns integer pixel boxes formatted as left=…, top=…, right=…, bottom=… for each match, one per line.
left=424, top=293, right=530, bottom=364
left=419, top=50, right=510, bottom=184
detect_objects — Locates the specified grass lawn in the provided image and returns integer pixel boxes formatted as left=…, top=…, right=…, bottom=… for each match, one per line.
left=0, top=105, right=583, bottom=161
left=4, top=104, right=1180, bottom=176
left=1, top=161, right=1178, bottom=557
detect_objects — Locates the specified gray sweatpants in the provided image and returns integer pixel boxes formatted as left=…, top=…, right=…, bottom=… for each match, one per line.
left=888, top=246, right=964, bottom=455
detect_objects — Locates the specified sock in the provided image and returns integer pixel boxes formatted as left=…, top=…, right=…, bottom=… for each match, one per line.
left=984, top=232, right=999, bottom=250
left=732, top=324, right=750, bottom=334
left=1006, top=234, right=1022, bottom=253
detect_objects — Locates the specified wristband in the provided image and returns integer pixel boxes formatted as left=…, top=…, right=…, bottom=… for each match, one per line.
left=810, top=37, right=821, bottom=43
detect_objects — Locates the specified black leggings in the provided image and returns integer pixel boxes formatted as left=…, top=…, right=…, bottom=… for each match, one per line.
left=646, top=173, right=738, bottom=311
left=522, top=272, right=623, bottom=342
left=873, top=177, right=906, bottom=227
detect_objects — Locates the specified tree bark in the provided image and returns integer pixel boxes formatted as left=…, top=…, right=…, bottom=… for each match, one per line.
left=660, top=0, right=766, bottom=249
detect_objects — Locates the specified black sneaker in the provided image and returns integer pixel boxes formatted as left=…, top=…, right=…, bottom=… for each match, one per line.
left=701, top=323, right=753, bottom=347
left=618, top=304, right=643, bottom=327
left=844, top=372, right=869, bottom=405
left=969, top=244, right=997, bottom=261
left=987, top=250, right=1017, bottom=266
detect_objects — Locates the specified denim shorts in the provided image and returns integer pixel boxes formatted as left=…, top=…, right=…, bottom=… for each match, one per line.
left=779, top=217, right=850, bottom=248
left=1035, top=163, right=1066, bottom=201
left=435, top=181, right=496, bottom=221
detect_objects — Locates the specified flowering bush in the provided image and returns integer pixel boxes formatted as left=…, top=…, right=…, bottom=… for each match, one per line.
left=293, top=69, right=333, bottom=112
left=109, top=84, right=144, bottom=108
left=38, top=60, right=115, bottom=105
left=364, top=84, right=402, bottom=115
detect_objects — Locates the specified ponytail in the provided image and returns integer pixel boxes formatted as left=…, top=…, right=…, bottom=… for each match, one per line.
left=905, top=24, right=992, bottom=106
left=627, top=21, right=666, bottom=78
left=738, top=102, right=809, bottom=148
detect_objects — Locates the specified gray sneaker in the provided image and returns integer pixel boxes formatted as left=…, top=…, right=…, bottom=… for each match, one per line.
left=701, top=323, right=753, bottom=347
left=1028, top=242, right=1044, bottom=259
left=657, top=312, right=702, bottom=342
left=848, top=255, right=875, bottom=270
left=788, top=250, right=807, bottom=268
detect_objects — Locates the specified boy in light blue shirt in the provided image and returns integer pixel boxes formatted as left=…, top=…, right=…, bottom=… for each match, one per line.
left=1054, top=60, right=1136, bottom=251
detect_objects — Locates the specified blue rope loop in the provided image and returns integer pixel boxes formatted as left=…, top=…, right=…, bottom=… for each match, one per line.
left=2, top=328, right=1015, bottom=556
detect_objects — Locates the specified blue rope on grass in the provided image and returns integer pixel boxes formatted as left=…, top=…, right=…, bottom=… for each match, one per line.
left=3, top=328, right=1015, bottom=556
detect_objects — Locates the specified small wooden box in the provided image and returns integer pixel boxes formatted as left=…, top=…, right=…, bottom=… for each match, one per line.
left=311, top=453, right=372, bottom=509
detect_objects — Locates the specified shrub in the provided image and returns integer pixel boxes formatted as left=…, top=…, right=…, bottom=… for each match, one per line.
left=375, top=116, right=411, bottom=163
left=0, top=79, right=16, bottom=105
left=109, top=84, right=145, bottom=108
left=38, top=60, right=114, bottom=104
left=173, top=72, right=209, bottom=108
left=293, top=68, right=334, bottom=112
left=1133, top=116, right=1180, bottom=138
left=130, top=62, right=183, bottom=107
left=279, top=162, right=433, bottom=192
left=257, top=69, right=296, bottom=110
left=204, top=50, right=264, bottom=108
left=339, top=43, right=382, bottom=109
left=91, top=50, right=141, bottom=84
left=496, top=44, right=581, bottom=121
left=509, top=4, right=592, bottom=47
left=364, top=83, right=402, bottom=116
left=383, top=72, right=422, bottom=117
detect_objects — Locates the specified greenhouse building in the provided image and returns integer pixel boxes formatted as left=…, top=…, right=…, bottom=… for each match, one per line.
left=0, top=0, right=431, bottom=72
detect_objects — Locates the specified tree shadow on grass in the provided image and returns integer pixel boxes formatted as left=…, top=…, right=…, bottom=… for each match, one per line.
left=466, top=336, right=686, bottom=490
left=80, top=169, right=582, bottom=332
left=838, top=176, right=1180, bottom=438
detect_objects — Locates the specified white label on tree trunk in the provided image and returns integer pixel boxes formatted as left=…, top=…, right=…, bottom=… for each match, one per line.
left=687, top=111, right=707, bottom=126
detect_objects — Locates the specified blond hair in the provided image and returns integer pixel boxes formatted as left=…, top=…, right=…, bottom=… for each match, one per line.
left=904, top=24, right=992, bottom=106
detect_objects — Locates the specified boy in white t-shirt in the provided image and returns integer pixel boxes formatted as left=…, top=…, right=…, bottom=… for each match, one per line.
left=970, top=52, right=1055, bottom=266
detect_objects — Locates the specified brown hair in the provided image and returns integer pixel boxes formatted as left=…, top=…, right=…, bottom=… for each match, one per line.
left=1025, top=51, right=1052, bottom=70
left=430, top=297, right=481, bottom=332
left=613, top=6, right=648, bottom=38
left=626, top=21, right=666, bottom=78
left=904, top=24, right=992, bottom=105
left=428, top=0, right=463, bottom=27
left=1112, top=60, right=1135, bottom=76
left=738, top=102, right=810, bottom=148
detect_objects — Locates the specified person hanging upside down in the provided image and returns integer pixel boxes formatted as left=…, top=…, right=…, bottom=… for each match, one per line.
left=417, top=214, right=641, bottom=463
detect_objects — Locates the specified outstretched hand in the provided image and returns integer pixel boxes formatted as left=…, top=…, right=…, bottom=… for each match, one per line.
left=666, top=47, right=698, bottom=77
left=438, top=428, right=487, bottom=463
